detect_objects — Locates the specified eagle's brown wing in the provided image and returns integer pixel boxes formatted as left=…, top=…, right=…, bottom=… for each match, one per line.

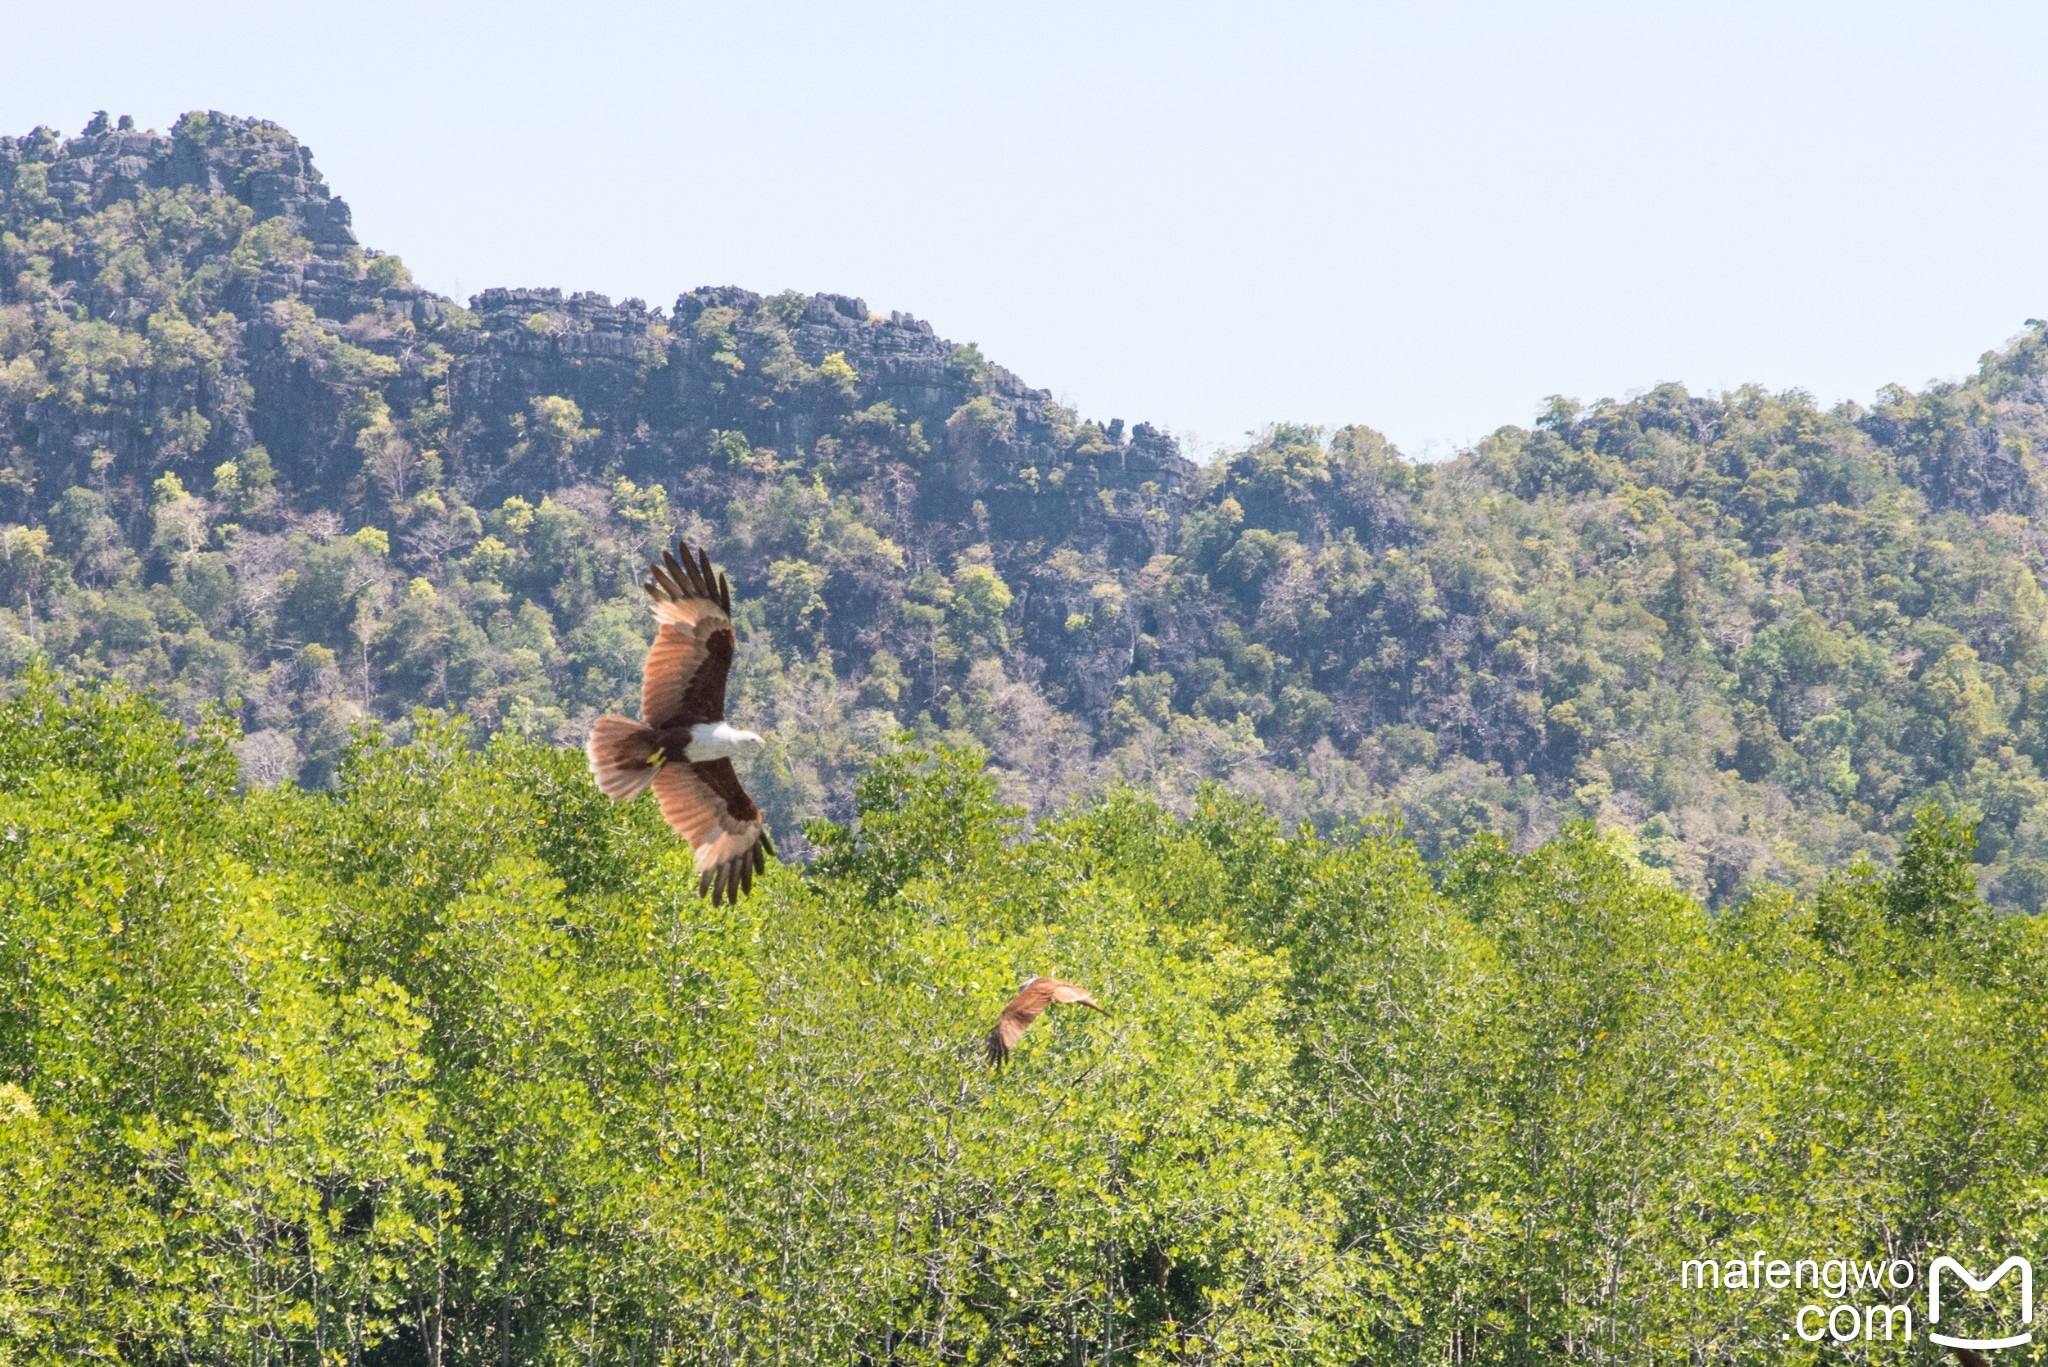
left=651, top=759, right=773, bottom=906
left=641, top=542, right=735, bottom=728
left=986, top=979, right=1054, bottom=1067
left=1949, top=1350, right=1991, bottom=1367
left=1046, top=980, right=1106, bottom=1011
left=984, top=977, right=1107, bottom=1067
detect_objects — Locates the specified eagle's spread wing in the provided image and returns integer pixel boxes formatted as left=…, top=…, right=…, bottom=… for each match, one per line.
left=984, top=977, right=1106, bottom=1066
left=642, top=542, right=734, bottom=728
left=652, top=759, right=773, bottom=906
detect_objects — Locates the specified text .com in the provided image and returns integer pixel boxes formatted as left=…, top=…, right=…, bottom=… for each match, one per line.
left=1679, top=1252, right=2033, bottom=1349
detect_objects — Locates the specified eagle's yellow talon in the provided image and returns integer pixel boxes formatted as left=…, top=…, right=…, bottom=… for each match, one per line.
left=647, top=746, right=666, bottom=769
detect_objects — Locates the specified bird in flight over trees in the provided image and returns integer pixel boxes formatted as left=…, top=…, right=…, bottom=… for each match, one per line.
left=586, top=540, right=773, bottom=905
left=985, top=976, right=1108, bottom=1067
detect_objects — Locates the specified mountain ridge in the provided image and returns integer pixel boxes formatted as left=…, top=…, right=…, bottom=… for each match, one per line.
left=8, top=111, right=2048, bottom=910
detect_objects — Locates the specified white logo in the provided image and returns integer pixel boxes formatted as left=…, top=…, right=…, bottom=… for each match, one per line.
left=1929, top=1256, right=2033, bottom=1352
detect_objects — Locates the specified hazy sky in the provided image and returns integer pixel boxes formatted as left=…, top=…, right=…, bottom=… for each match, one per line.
left=7, top=1, right=2047, bottom=459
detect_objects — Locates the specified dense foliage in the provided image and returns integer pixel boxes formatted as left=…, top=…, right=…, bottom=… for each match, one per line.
left=11, top=112, right=2048, bottom=914
left=4, top=669, right=2046, bottom=1364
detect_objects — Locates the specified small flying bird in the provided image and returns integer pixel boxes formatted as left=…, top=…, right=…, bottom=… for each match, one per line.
left=984, top=975, right=1108, bottom=1067
left=586, top=540, right=772, bottom=905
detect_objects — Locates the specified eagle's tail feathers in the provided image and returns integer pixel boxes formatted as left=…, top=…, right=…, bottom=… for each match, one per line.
left=587, top=715, right=661, bottom=801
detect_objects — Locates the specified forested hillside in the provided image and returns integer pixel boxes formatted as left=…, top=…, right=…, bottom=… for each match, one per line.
left=9, top=113, right=2048, bottom=910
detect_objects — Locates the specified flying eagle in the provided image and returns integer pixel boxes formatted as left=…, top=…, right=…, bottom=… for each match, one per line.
left=586, top=540, right=772, bottom=905
left=985, top=976, right=1108, bottom=1067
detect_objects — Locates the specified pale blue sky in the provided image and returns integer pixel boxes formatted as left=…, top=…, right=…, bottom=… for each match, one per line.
left=8, top=1, right=2047, bottom=459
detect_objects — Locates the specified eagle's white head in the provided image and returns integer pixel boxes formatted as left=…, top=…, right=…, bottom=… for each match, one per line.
left=686, top=721, right=767, bottom=762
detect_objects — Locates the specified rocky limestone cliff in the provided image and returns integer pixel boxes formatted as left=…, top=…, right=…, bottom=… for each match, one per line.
left=0, top=109, right=1221, bottom=801
left=449, top=284, right=1188, bottom=567
left=0, top=114, right=1192, bottom=670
